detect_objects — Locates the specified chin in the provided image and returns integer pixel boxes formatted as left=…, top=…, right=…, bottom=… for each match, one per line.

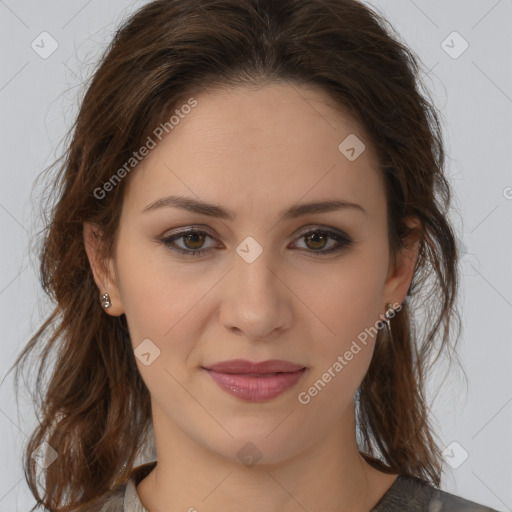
left=197, top=423, right=309, bottom=468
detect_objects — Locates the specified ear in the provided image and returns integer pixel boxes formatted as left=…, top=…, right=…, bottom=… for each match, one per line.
left=382, top=215, right=422, bottom=306
left=83, top=222, right=124, bottom=316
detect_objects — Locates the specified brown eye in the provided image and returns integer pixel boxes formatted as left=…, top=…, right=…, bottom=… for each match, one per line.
left=182, top=231, right=207, bottom=250
left=160, top=227, right=352, bottom=258
left=292, top=228, right=352, bottom=256
left=160, top=229, right=217, bottom=257
left=304, top=231, right=329, bottom=251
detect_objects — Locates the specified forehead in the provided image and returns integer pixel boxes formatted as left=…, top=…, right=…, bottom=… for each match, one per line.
left=123, top=82, right=385, bottom=220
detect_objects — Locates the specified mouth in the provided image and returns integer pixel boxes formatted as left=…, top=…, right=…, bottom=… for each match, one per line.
left=202, top=359, right=307, bottom=402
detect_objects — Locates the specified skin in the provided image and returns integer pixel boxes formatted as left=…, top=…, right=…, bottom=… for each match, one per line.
left=84, top=82, right=421, bottom=512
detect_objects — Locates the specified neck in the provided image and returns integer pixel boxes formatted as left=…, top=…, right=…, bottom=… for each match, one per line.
left=136, top=402, right=396, bottom=512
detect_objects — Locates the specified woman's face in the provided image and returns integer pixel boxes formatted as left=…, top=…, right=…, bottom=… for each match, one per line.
left=85, top=82, right=418, bottom=466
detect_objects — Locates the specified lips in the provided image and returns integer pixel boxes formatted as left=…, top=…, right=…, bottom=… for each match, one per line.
left=202, top=359, right=307, bottom=401
left=203, top=359, right=305, bottom=374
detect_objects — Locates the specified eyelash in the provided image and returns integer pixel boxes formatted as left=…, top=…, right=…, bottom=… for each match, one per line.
left=158, top=226, right=352, bottom=258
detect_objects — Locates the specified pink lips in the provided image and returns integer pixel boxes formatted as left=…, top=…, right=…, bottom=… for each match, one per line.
left=203, top=359, right=307, bottom=402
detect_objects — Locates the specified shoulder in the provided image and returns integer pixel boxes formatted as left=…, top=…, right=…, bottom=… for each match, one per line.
left=71, top=460, right=156, bottom=512
left=97, top=483, right=127, bottom=512
left=67, top=483, right=127, bottom=512
left=372, top=475, right=500, bottom=512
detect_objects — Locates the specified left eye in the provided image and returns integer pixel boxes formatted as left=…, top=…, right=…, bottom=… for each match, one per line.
left=159, top=228, right=351, bottom=257
left=292, top=229, right=350, bottom=254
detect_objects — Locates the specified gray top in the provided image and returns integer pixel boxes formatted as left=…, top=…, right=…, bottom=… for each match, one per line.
left=90, top=461, right=500, bottom=512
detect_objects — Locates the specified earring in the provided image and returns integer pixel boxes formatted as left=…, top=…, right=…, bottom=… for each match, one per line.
left=101, top=292, right=112, bottom=309
left=384, top=303, right=396, bottom=343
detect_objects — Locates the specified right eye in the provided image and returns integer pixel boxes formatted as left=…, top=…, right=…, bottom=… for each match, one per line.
left=159, top=229, right=219, bottom=257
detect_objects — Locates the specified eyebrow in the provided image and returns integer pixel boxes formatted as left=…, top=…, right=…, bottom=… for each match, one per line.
left=141, top=195, right=366, bottom=220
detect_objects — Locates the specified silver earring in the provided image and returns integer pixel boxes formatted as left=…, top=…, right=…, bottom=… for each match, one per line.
left=384, top=303, right=396, bottom=343
left=101, top=293, right=112, bottom=309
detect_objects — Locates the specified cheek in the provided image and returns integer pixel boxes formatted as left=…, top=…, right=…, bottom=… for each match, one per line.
left=298, top=244, right=389, bottom=356
left=295, top=264, right=386, bottom=412
left=292, top=240, right=390, bottom=408
left=114, top=239, right=195, bottom=350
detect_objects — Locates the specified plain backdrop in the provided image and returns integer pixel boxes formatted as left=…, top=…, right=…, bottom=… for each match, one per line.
left=1, top=1, right=511, bottom=511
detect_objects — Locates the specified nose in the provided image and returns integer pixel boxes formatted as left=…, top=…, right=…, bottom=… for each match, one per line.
left=218, top=244, right=293, bottom=342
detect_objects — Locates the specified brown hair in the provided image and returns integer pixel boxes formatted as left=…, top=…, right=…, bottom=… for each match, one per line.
left=8, top=0, right=462, bottom=510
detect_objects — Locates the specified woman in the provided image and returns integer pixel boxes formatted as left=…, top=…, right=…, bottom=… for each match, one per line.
left=9, top=0, right=499, bottom=511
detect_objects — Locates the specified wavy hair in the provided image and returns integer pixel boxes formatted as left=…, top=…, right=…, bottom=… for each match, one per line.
left=8, top=0, right=462, bottom=510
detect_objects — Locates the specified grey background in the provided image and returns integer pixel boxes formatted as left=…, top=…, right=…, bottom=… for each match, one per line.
left=1, top=0, right=511, bottom=510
